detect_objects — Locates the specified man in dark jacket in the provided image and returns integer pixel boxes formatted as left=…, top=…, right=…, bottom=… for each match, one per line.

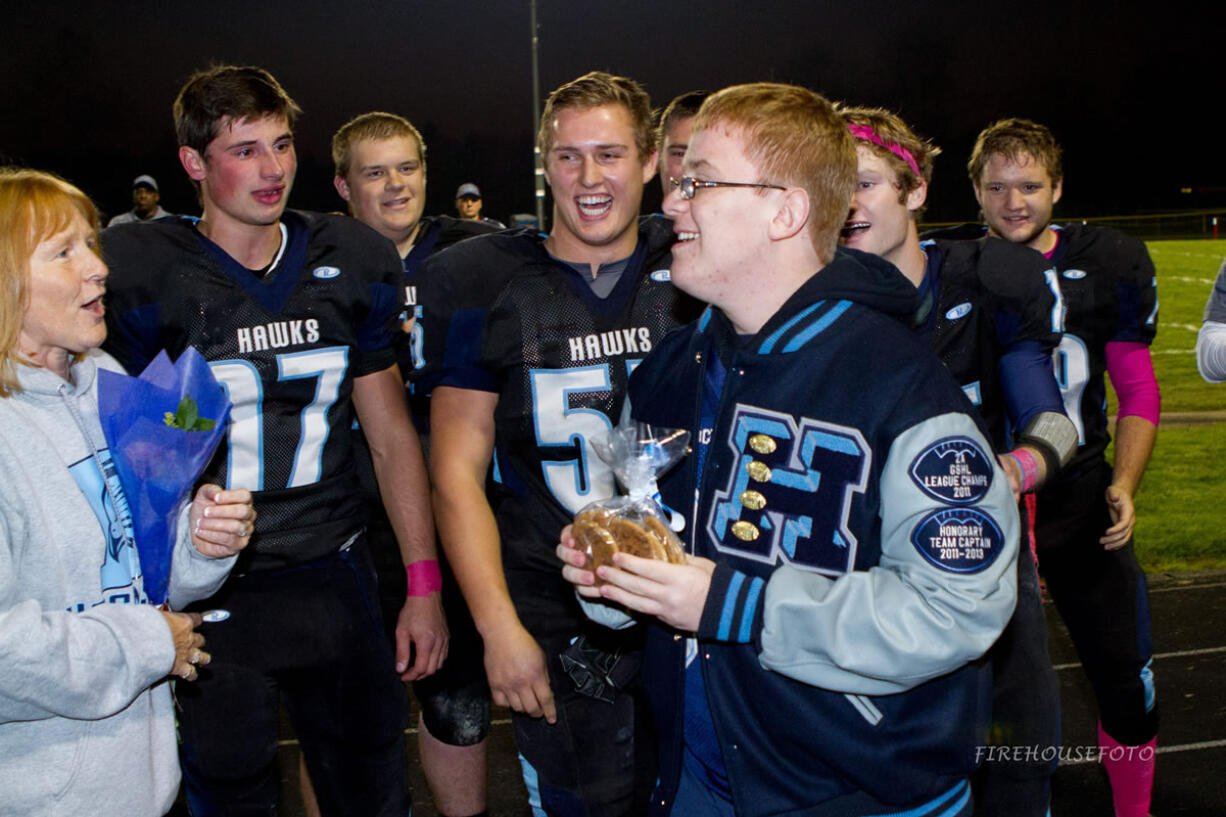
left=560, top=83, right=1019, bottom=817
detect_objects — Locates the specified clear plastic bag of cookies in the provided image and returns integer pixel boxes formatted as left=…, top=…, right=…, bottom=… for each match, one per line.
left=572, top=422, right=690, bottom=583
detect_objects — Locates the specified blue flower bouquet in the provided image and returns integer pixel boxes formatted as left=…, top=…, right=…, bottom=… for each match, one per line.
left=98, top=348, right=231, bottom=605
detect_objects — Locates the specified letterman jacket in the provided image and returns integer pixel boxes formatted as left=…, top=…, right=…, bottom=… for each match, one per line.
left=592, top=248, right=1019, bottom=817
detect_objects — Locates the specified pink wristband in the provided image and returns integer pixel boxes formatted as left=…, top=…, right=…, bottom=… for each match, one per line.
left=405, top=560, right=443, bottom=597
left=1006, top=449, right=1041, bottom=494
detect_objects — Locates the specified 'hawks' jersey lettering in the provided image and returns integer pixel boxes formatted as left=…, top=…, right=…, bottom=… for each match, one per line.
left=235, top=318, right=321, bottom=353
left=567, top=326, right=653, bottom=362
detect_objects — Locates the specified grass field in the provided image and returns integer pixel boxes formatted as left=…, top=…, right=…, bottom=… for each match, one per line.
left=1130, top=421, right=1226, bottom=572
left=1116, top=240, right=1225, bottom=571
left=1134, top=240, right=1223, bottom=413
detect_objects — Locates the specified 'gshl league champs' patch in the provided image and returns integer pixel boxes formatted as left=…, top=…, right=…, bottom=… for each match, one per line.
left=911, top=508, right=1004, bottom=573
left=909, top=436, right=993, bottom=504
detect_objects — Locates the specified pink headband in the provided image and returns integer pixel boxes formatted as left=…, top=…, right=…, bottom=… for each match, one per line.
left=848, top=123, right=922, bottom=179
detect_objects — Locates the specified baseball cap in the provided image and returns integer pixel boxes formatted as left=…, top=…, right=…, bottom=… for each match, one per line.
left=132, top=174, right=159, bottom=191
left=455, top=182, right=481, bottom=199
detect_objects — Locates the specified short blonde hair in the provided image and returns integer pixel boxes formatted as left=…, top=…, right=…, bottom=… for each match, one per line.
left=695, top=83, right=856, bottom=264
left=0, top=167, right=101, bottom=396
left=332, top=111, right=426, bottom=180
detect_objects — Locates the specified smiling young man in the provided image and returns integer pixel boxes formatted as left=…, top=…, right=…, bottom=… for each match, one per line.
left=840, top=107, right=1077, bottom=817
left=416, top=71, right=698, bottom=816
left=101, top=65, right=444, bottom=816
left=331, top=111, right=498, bottom=817
left=559, top=83, right=1019, bottom=817
left=966, top=118, right=1161, bottom=817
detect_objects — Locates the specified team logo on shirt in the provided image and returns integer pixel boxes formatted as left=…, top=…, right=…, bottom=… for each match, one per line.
left=649, top=268, right=672, bottom=282
left=67, top=449, right=146, bottom=608
left=909, top=436, right=992, bottom=503
left=312, top=266, right=341, bottom=279
left=707, top=405, right=870, bottom=576
left=1062, top=269, right=1087, bottom=280
left=911, top=507, right=1004, bottom=573
left=944, top=302, right=972, bottom=321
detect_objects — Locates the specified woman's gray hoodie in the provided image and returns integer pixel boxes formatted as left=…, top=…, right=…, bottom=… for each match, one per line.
left=0, top=348, right=235, bottom=816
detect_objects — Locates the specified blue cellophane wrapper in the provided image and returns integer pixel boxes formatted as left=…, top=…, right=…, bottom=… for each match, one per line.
left=97, top=348, right=231, bottom=605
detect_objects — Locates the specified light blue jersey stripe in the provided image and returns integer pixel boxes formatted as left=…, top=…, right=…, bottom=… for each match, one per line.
left=717, top=572, right=746, bottom=640
left=738, top=577, right=764, bottom=642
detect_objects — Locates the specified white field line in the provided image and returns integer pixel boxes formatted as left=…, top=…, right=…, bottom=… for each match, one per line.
left=1163, top=276, right=1216, bottom=285
left=1059, top=738, right=1226, bottom=766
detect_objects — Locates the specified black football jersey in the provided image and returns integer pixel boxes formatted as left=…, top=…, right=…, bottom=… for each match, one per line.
left=415, top=215, right=699, bottom=590
left=398, top=215, right=502, bottom=425
left=1045, top=224, right=1158, bottom=472
left=918, top=237, right=1063, bottom=452
left=102, top=211, right=403, bottom=570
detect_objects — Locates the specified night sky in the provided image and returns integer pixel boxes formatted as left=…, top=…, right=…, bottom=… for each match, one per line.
left=3, top=0, right=1221, bottom=227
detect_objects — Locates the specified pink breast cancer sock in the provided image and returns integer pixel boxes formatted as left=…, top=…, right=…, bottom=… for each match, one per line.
left=1098, top=721, right=1155, bottom=817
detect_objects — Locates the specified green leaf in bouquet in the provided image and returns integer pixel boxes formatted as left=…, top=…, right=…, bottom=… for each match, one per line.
left=164, top=396, right=217, bottom=431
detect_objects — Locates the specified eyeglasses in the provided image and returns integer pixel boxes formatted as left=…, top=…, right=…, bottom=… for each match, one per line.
left=670, top=176, right=786, bottom=200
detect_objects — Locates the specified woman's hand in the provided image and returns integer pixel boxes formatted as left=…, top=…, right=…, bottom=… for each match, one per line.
left=161, top=610, right=207, bottom=681
left=189, top=484, right=255, bottom=558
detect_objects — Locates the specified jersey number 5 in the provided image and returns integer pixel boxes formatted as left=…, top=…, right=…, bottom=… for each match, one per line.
left=531, top=363, right=638, bottom=514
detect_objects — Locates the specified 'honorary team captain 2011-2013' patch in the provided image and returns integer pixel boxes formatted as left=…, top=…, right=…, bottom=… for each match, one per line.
left=911, top=508, right=1005, bottom=573
left=909, top=436, right=993, bottom=504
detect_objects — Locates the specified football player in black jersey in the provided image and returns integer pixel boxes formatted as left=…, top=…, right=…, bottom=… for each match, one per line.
left=332, top=111, right=497, bottom=817
left=969, top=118, right=1161, bottom=817
left=840, top=106, right=1077, bottom=817
left=102, top=65, right=444, bottom=816
left=418, top=72, right=697, bottom=816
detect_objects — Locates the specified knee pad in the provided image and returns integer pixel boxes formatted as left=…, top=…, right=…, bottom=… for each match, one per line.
left=419, top=679, right=492, bottom=746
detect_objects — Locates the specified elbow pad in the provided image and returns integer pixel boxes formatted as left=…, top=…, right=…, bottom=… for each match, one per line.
left=1017, top=410, right=1079, bottom=473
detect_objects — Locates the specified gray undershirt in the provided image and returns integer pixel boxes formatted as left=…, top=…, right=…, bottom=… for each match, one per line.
left=554, top=256, right=631, bottom=298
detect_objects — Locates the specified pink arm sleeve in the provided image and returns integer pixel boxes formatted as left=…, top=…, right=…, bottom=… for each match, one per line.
left=1105, top=341, right=1161, bottom=425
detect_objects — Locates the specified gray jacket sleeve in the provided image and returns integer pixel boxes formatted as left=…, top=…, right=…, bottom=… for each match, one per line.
left=1197, top=260, right=1226, bottom=382
left=756, top=412, right=1019, bottom=695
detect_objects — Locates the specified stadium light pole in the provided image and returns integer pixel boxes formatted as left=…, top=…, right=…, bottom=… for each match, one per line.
left=531, top=0, right=546, bottom=229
